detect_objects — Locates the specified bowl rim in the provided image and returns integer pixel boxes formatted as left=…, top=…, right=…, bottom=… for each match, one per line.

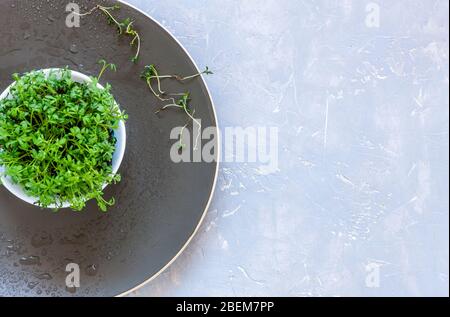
left=0, top=68, right=126, bottom=209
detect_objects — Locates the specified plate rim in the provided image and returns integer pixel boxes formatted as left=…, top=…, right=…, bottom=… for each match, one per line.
left=113, top=0, right=220, bottom=297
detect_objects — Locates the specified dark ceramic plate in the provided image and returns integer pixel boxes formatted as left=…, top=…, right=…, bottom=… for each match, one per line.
left=0, top=0, right=218, bottom=296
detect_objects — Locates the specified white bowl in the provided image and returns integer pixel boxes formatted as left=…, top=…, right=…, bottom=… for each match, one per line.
left=0, top=68, right=126, bottom=209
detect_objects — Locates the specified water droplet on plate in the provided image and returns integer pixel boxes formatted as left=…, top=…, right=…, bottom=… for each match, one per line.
left=69, top=44, right=78, bottom=54
left=19, top=255, right=40, bottom=266
left=35, top=273, right=52, bottom=280
left=85, top=264, right=98, bottom=276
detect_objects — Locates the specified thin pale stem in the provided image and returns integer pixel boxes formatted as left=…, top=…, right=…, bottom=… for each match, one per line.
left=148, top=66, right=165, bottom=95
left=148, top=69, right=210, bottom=82
left=74, top=5, right=117, bottom=16
left=131, top=33, right=141, bottom=61
left=158, top=103, right=202, bottom=150
left=148, top=75, right=173, bottom=80
left=178, top=123, right=189, bottom=149
left=179, top=73, right=203, bottom=81
left=159, top=103, right=181, bottom=110
left=146, top=80, right=169, bottom=102
left=183, top=107, right=201, bottom=150
left=72, top=5, right=99, bottom=16
left=97, top=65, right=108, bottom=81
left=127, top=22, right=141, bottom=62
left=98, top=7, right=123, bottom=34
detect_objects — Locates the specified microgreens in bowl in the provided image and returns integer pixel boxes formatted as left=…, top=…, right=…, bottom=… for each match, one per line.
left=0, top=67, right=127, bottom=211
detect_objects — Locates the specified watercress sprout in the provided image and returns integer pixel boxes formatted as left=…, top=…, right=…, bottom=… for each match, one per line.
left=98, top=59, right=117, bottom=80
left=156, top=93, right=202, bottom=151
left=76, top=4, right=141, bottom=63
left=141, top=65, right=213, bottom=151
left=0, top=66, right=127, bottom=211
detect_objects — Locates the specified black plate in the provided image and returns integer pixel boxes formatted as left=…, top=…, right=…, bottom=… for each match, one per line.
left=0, top=0, right=218, bottom=296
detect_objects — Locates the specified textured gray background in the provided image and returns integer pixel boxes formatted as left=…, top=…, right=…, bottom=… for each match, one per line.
left=126, top=0, right=449, bottom=296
